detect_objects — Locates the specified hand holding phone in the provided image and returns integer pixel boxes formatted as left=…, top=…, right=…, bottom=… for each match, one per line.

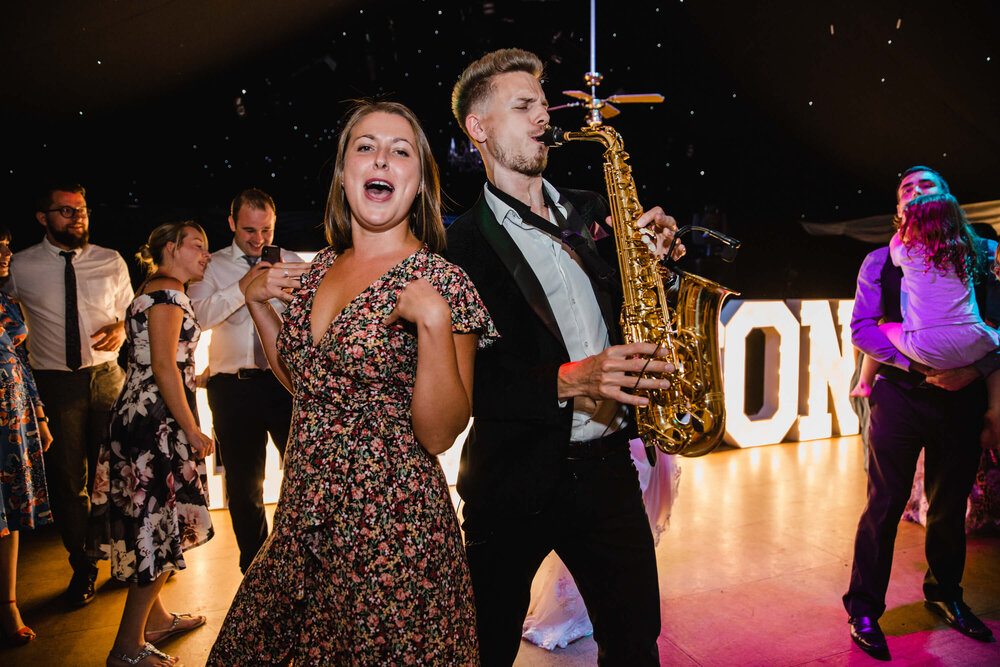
left=261, top=245, right=281, bottom=265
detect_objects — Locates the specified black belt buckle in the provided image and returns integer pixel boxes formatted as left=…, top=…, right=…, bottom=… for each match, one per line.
left=237, top=368, right=264, bottom=380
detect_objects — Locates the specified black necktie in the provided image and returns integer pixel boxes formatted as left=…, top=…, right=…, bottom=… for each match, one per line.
left=60, top=250, right=82, bottom=370
left=242, top=254, right=269, bottom=370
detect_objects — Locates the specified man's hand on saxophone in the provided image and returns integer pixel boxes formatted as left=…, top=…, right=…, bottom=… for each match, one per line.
left=621, top=205, right=687, bottom=261
left=557, top=342, right=674, bottom=407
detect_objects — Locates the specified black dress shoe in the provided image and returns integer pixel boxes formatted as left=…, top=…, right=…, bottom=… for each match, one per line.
left=849, top=616, right=891, bottom=661
left=924, top=600, right=995, bottom=642
left=66, top=571, right=96, bottom=607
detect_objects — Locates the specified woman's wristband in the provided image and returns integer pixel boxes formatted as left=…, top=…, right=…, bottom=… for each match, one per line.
left=36, top=415, right=49, bottom=423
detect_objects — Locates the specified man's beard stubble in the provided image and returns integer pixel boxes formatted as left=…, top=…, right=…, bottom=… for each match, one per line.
left=495, top=144, right=547, bottom=177
left=50, top=226, right=89, bottom=249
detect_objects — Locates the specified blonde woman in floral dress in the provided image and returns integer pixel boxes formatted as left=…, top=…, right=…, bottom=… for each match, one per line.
left=208, top=101, right=496, bottom=665
left=88, top=222, right=214, bottom=667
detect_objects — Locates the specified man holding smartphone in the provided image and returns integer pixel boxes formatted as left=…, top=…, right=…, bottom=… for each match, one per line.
left=188, top=188, right=303, bottom=573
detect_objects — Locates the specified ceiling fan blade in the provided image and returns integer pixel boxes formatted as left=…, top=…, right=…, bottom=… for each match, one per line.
left=605, top=93, right=664, bottom=104
left=600, top=103, right=621, bottom=118
left=562, top=90, right=593, bottom=101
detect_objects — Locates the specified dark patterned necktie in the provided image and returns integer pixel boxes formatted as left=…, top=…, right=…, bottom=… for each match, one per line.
left=60, top=250, right=82, bottom=370
left=242, top=254, right=269, bottom=370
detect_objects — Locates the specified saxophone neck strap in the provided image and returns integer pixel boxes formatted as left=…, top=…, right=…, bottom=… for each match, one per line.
left=486, top=181, right=566, bottom=237
left=486, top=182, right=617, bottom=285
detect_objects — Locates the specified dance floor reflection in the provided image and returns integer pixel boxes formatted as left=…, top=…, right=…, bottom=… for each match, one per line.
left=6, top=435, right=1000, bottom=666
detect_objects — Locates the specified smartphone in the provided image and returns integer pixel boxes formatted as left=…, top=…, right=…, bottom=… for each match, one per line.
left=261, top=245, right=281, bottom=265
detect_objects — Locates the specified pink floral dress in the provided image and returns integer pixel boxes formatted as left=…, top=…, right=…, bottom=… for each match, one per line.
left=209, top=246, right=497, bottom=666
left=87, top=289, right=213, bottom=583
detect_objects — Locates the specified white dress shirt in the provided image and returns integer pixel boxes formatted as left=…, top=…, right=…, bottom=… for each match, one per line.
left=4, top=237, right=134, bottom=371
left=484, top=180, right=623, bottom=441
left=187, top=241, right=303, bottom=376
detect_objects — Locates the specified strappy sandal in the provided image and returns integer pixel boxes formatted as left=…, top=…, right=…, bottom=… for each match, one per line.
left=107, top=642, right=176, bottom=665
left=144, top=612, right=205, bottom=644
left=2, top=599, right=35, bottom=646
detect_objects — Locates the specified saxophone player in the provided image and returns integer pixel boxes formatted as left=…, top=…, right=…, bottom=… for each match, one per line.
left=447, top=48, right=684, bottom=666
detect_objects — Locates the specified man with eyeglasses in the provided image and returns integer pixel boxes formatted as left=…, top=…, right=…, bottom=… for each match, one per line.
left=844, top=166, right=998, bottom=660
left=3, top=184, right=133, bottom=606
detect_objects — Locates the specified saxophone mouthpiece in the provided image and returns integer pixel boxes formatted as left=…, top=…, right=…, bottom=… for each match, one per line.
left=539, top=125, right=565, bottom=147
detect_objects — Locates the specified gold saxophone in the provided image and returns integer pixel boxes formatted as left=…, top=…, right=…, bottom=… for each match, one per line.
left=554, top=124, right=739, bottom=457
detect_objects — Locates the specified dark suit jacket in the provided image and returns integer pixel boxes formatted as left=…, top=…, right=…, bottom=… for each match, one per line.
left=446, top=186, right=625, bottom=522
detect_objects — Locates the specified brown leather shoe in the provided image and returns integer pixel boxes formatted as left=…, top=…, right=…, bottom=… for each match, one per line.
left=925, top=600, right=995, bottom=642
left=849, top=616, right=891, bottom=661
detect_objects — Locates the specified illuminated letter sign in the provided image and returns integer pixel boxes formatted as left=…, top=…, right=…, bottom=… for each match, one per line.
left=721, top=299, right=859, bottom=448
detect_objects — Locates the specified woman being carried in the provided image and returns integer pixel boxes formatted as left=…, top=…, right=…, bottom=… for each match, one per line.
left=89, top=221, right=215, bottom=667
left=208, top=101, right=497, bottom=665
left=851, top=193, right=1000, bottom=448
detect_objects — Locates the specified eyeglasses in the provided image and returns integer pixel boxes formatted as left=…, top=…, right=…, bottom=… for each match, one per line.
left=45, top=206, right=91, bottom=219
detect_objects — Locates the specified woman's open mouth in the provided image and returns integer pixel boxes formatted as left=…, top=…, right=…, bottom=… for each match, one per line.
left=364, top=179, right=395, bottom=201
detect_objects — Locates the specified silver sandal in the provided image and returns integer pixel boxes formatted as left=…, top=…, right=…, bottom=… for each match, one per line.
left=109, top=642, right=173, bottom=665
left=144, top=612, right=205, bottom=643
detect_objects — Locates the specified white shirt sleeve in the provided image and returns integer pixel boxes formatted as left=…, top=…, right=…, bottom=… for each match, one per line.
left=112, top=254, right=134, bottom=320
left=188, top=264, right=248, bottom=331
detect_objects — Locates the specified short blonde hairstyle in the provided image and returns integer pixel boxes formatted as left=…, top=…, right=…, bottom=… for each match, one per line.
left=451, top=48, right=544, bottom=137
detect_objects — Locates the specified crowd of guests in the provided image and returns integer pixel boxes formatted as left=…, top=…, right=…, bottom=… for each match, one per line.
left=0, top=47, right=996, bottom=666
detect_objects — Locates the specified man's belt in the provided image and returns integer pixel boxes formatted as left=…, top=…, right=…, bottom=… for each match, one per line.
left=567, top=428, right=632, bottom=460
left=216, top=368, right=268, bottom=380
left=876, top=364, right=935, bottom=391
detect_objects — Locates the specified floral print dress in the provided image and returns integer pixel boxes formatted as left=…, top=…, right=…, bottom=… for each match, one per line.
left=87, top=289, right=213, bottom=583
left=209, top=247, right=497, bottom=666
left=0, top=293, right=52, bottom=536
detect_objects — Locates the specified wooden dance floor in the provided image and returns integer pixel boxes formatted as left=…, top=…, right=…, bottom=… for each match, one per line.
left=5, top=435, right=1000, bottom=666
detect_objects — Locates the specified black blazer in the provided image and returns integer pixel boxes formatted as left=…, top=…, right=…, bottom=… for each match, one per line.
left=446, top=186, right=624, bottom=522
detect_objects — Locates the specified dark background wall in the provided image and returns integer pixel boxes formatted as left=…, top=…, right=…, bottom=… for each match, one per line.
left=3, top=0, right=998, bottom=296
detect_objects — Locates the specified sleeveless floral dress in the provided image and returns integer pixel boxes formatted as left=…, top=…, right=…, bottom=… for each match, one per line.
left=209, top=247, right=497, bottom=666
left=87, top=289, right=213, bottom=583
left=0, top=293, right=52, bottom=536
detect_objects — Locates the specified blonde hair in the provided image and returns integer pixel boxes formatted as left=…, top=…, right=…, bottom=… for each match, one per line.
left=451, top=48, right=544, bottom=136
left=324, top=101, right=445, bottom=253
left=136, top=221, right=207, bottom=275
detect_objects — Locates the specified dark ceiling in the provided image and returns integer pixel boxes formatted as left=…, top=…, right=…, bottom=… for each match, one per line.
left=3, top=0, right=999, bottom=297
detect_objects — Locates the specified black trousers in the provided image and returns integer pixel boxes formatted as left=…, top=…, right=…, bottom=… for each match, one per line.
left=34, top=362, right=124, bottom=577
left=463, top=445, right=660, bottom=667
left=207, top=371, right=291, bottom=573
left=843, top=376, right=985, bottom=619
